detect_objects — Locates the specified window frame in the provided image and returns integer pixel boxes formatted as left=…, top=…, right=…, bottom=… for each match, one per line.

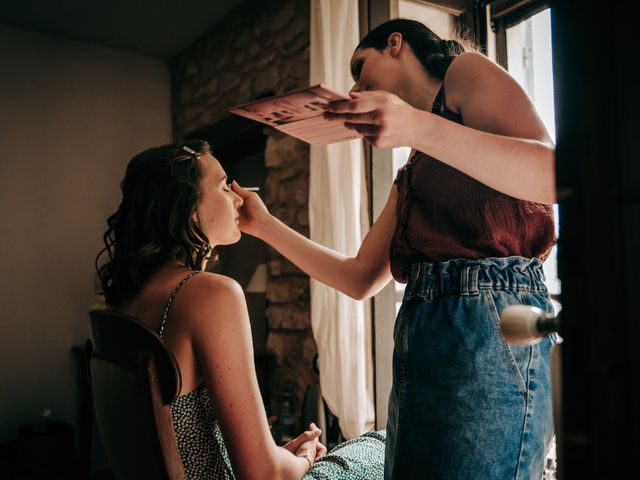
left=487, top=0, right=551, bottom=69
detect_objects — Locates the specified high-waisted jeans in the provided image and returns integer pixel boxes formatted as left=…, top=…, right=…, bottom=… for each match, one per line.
left=385, top=257, right=556, bottom=480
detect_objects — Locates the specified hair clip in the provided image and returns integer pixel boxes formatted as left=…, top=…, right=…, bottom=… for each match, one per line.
left=181, top=145, right=198, bottom=156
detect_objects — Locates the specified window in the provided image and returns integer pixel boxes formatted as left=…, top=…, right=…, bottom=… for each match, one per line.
left=504, top=8, right=560, bottom=297
left=494, top=6, right=559, bottom=478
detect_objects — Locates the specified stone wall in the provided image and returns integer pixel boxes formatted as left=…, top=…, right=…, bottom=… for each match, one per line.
left=171, top=0, right=309, bottom=135
left=170, top=0, right=317, bottom=426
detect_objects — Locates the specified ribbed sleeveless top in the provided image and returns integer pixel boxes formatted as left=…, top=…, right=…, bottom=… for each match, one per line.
left=389, top=84, right=556, bottom=282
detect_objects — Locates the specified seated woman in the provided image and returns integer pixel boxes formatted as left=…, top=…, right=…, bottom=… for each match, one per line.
left=95, top=140, right=385, bottom=480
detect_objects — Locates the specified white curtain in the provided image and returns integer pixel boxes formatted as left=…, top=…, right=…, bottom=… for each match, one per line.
left=309, top=0, right=375, bottom=439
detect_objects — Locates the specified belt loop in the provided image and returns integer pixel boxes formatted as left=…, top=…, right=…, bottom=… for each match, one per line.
left=459, top=265, right=480, bottom=296
left=538, top=268, right=546, bottom=290
left=460, top=266, right=469, bottom=295
left=413, top=263, right=422, bottom=281
left=469, top=265, right=480, bottom=295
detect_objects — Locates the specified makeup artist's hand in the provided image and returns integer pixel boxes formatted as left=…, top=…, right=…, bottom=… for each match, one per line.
left=324, top=90, right=421, bottom=148
left=231, top=181, right=270, bottom=237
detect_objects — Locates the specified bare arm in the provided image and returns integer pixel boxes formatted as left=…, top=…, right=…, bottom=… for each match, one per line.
left=327, top=52, right=556, bottom=204
left=413, top=52, right=555, bottom=204
left=183, top=274, right=315, bottom=480
left=233, top=181, right=397, bottom=300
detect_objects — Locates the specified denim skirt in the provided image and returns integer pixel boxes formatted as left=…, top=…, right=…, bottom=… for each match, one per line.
left=385, top=257, right=556, bottom=480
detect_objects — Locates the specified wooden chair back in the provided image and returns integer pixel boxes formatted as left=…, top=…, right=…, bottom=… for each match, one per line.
left=86, top=308, right=185, bottom=480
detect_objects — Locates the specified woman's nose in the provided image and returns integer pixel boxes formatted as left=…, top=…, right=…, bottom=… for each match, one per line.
left=234, top=192, right=244, bottom=207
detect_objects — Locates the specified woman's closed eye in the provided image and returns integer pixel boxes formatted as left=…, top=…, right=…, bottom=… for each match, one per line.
left=220, top=176, right=233, bottom=192
left=351, top=58, right=364, bottom=82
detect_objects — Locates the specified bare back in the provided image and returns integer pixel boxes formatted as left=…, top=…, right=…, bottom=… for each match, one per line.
left=119, top=264, right=206, bottom=395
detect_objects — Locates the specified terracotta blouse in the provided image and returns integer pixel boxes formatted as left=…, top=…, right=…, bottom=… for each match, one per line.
left=389, top=84, right=556, bottom=282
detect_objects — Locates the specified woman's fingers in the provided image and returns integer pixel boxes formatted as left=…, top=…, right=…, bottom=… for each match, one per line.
left=327, top=91, right=413, bottom=148
left=315, top=441, right=328, bottom=459
left=324, top=110, right=382, bottom=125
left=326, top=91, right=388, bottom=114
left=309, top=422, right=321, bottom=435
left=345, top=122, right=380, bottom=136
left=283, top=428, right=320, bottom=453
left=296, top=440, right=318, bottom=467
left=231, top=180, right=253, bottom=200
left=288, top=431, right=314, bottom=449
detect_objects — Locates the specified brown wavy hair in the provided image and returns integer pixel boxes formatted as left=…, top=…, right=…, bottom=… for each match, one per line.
left=95, top=140, right=212, bottom=306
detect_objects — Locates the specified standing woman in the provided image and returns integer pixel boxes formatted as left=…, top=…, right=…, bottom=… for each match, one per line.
left=234, top=18, right=557, bottom=480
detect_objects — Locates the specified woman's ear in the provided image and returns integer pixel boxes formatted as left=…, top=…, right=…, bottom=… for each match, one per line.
left=192, top=209, right=200, bottom=226
left=387, top=32, right=403, bottom=57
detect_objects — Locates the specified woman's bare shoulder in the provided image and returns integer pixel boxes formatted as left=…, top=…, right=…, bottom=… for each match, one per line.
left=443, top=51, right=550, bottom=141
left=443, top=52, right=506, bottom=111
left=171, top=272, right=247, bottom=327
left=185, top=271, right=243, bottom=296
left=446, top=51, right=502, bottom=81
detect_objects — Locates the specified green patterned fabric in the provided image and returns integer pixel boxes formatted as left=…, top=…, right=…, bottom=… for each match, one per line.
left=303, top=430, right=386, bottom=480
left=161, top=272, right=385, bottom=479
left=170, top=384, right=235, bottom=479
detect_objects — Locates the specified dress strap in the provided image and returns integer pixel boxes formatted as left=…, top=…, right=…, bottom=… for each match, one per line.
left=432, top=83, right=446, bottom=114
left=159, top=270, right=201, bottom=338
left=431, top=83, right=463, bottom=124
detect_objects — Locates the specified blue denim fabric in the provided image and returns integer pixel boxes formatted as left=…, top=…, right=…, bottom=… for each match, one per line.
left=385, top=257, right=555, bottom=480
